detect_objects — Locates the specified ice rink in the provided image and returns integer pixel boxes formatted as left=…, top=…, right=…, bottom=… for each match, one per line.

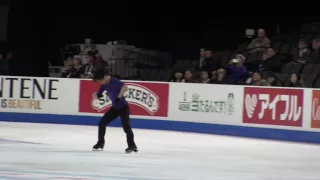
left=0, top=122, right=320, bottom=180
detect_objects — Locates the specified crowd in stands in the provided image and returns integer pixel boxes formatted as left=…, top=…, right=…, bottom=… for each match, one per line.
left=60, top=50, right=107, bottom=79
left=59, top=28, right=320, bottom=88
left=170, top=29, right=320, bottom=88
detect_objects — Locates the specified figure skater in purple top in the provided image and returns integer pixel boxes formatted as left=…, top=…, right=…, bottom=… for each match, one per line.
left=92, top=68, right=137, bottom=153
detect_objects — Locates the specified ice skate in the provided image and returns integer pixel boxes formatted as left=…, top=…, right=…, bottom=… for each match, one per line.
left=92, top=140, right=105, bottom=151
left=125, top=147, right=138, bottom=153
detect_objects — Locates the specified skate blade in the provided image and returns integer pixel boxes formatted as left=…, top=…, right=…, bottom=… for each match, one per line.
left=125, top=150, right=138, bottom=154
left=92, top=148, right=104, bottom=151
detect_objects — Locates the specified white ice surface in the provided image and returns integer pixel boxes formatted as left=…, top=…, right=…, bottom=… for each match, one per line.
left=0, top=122, right=320, bottom=180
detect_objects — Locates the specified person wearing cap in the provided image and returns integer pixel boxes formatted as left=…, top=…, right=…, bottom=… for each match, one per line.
left=91, top=68, right=138, bottom=153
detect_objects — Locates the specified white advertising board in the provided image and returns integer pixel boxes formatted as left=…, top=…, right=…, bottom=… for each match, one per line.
left=168, top=83, right=244, bottom=124
left=0, top=76, right=79, bottom=115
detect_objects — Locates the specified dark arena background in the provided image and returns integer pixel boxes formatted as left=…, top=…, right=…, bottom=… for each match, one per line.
left=1, top=1, right=320, bottom=179
left=3, top=1, right=318, bottom=77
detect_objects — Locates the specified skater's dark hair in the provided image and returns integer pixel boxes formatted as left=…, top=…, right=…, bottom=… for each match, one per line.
left=93, top=68, right=109, bottom=81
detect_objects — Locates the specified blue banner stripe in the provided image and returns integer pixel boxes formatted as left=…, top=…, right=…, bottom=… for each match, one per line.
left=1, top=112, right=320, bottom=144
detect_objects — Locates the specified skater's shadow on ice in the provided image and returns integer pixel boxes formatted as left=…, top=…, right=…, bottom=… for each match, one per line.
left=0, top=138, right=44, bottom=145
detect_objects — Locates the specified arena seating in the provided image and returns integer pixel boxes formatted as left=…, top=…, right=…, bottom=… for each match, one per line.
left=50, top=24, right=320, bottom=88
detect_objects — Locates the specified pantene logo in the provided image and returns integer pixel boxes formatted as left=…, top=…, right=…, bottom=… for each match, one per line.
left=311, top=90, right=320, bottom=128
left=91, top=83, right=159, bottom=115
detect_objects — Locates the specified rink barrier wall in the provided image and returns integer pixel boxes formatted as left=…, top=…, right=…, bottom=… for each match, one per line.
left=1, top=76, right=320, bottom=144
left=2, top=112, right=320, bottom=144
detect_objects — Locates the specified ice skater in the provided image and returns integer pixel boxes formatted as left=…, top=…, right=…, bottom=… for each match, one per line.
left=92, top=68, right=138, bottom=153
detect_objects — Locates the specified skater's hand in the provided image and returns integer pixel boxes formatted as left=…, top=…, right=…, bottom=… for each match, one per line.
left=115, top=97, right=120, bottom=105
left=94, top=94, right=103, bottom=99
left=112, top=98, right=121, bottom=109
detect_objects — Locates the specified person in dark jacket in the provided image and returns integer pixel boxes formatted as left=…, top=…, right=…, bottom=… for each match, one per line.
left=266, top=72, right=282, bottom=86
left=61, top=60, right=77, bottom=78
left=212, top=68, right=227, bottom=84
left=170, top=71, right=184, bottom=82
left=246, top=72, right=268, bottom=86
left=311, top=37, right=320, bottom=63
left=183, top=70, right=196, bottom=83
left=199, top=70, right=212, bottom=83
left=94, top=53, right=108, bottom=69
left=80, top=53, right=95, bottom=79
left=201, top=49, right=221, bottom=71
left=285, top=73, right=304, bottom=87
left=294, top=39, right=311, bottom=64
left=72, top=56, right=83, bottom=78
left=258, top=48, right=284, bottom=72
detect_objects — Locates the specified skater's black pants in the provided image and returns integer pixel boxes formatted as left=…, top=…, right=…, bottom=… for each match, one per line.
left=98, top=104, right=136, bottom=148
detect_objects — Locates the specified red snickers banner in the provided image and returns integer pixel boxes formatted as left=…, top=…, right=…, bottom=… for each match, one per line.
left=79, top=80, right=169, bottom=117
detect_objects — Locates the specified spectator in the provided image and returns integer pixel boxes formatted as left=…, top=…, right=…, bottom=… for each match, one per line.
left=285, top=73, right=304, bottom=87
left=199, top=48, right=206, bottom=69
left=80, top=53, right=95, bottom=79
left=170, top=71, right=184, bottom=82
left=262, top=48, right=276, bottom=60
left=258, top=48, right=283, bottom=72
left=199, top=70, right=212, bottom=83
left=266, top=72, right=281, bottom=86
left=248, top=29, right=271, bottom=52
left=311, top=37, right=320, bottom=63
left=73, top=56, right=83, bottom=78
left=65, top=56, right=73, bottom=66
left=66, top=56, right=73, bottom=62
left=247, top=72, right=268, bottom=86
left=212, top=68, right=227, bottom=84
left=61, top=60, right=76, bottom=78
left=202, top=49, right=221, bottom=71
left=183, top=70, right=195, bottom=83
left=211, top=71, right=217, bottom=81
left=294, top=39, right=311, bottom=64
left=226, top=54, right=249, bottom=84
left=95, top=53, right=108, bottom=69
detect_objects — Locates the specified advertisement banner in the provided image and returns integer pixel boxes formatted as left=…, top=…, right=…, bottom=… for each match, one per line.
left=311, top=90, right=320, bottom=128
left=79, top=80, right=169, bottom=117
left=168, top=83, right=243, bottom=124
left=243, top=87, right=303, bottom=127
left=0, top=76, right=79, bottom=114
